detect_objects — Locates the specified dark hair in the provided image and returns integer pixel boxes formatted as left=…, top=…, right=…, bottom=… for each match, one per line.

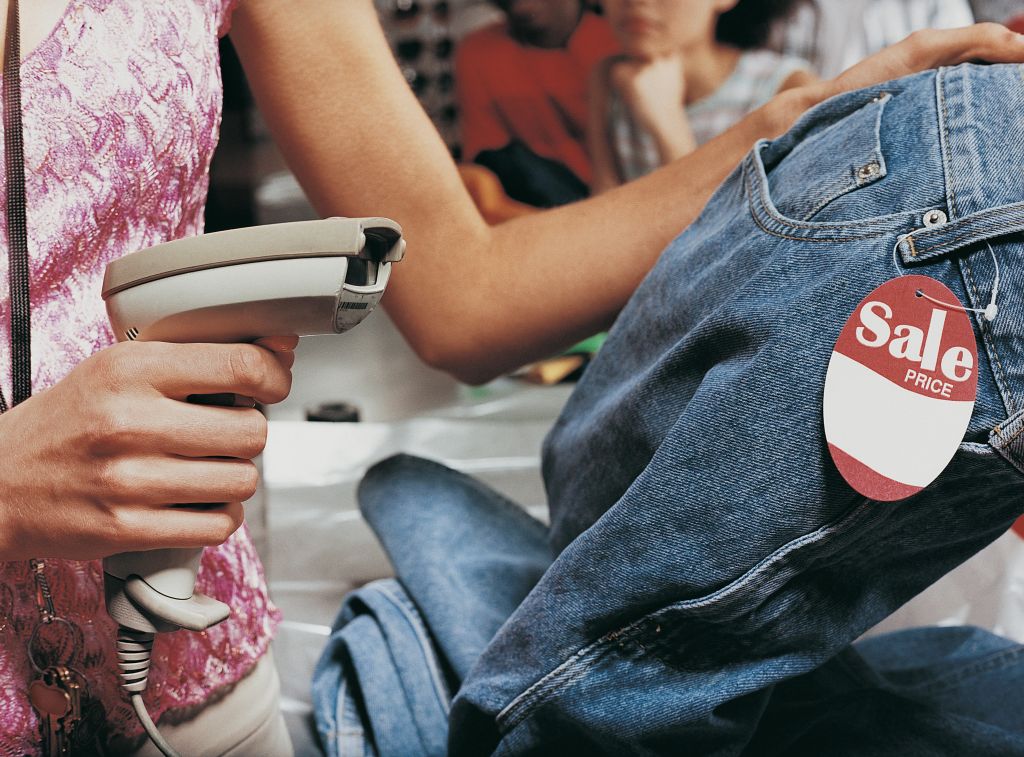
left=716, top=0, right=804, bottom=49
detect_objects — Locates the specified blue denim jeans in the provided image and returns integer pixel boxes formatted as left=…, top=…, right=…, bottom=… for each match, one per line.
left=315, top=63, right=1024, bottom=755
left=313, top=457, right=551, bottom=757
left=316, top=459, right=1024, bottom=756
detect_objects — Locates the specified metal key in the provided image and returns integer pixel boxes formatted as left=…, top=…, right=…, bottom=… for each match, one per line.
left=28, top=668, right=70, bottom=757
left=54, top=667, right=84, bottom=752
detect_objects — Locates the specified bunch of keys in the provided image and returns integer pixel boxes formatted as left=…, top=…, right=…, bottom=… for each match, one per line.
left=28, top=665, right=84, bottom=756
left=22, top=563, right=96, bottom=755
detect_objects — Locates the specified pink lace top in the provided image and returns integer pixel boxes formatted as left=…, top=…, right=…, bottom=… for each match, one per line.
left=0, top=1, right=282, bottom=752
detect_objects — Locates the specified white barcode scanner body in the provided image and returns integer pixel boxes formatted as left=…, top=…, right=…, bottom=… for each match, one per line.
left=100, top=217, right=405, bottom=635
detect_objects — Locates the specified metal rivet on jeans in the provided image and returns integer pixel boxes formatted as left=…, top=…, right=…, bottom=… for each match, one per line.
left=857, top=162, right=880, bottom=181
left=923, top=209, right=948, bottom=227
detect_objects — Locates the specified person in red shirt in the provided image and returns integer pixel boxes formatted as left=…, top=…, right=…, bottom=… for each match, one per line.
left=456, top=1, right=620, bottom=207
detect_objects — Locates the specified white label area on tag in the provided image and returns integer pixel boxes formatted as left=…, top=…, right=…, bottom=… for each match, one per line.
left=823, top=275, right=978, bottom=502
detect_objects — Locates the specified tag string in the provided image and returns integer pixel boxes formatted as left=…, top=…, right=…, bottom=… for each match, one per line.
left=892, top=238, right=1001, bottom=322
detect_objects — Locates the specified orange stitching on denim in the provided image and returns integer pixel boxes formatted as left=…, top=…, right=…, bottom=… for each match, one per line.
left=745, top=167, right=911, bottom=243
left=910, top=221, right=1024, bottom=257
left=748, top=202, right=892, bottom=243
left=912, top=205, right=1024, bottom=240
left=938, top=68, right=960, bottom=219
left=1001, top=421, right=1024, bottom=448
left=746, top=153, right=918, bottom=235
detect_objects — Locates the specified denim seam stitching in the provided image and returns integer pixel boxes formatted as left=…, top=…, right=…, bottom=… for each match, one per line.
left=746, top=100, right=912, bottom=235
left=330, top=676, right=346, bottom=744
left=748, top=161, right=906, bottom=236
left=909, top=225, right=1024, bottom=259
left=897, top=645, right=1024, bottom=695
left=802, top=170, right=866, bottom=222
left=745, top=165, right=909, bottom=243
left=998, top=418, right=1024, bottom=449
left=495, top=501, right=876, bottom=734
left=744, top=156, right=922, bottom=240
left=937, top=66, right=960, bottom=219
left=961, top=254, right=1018, bottom=415
left=802, top=142, right=887, bottom=222
left=375, top=582, right=453, bottom=714
left=496, top=637, right=614, bottom=734
left=645, top=504, right=875, bottom=616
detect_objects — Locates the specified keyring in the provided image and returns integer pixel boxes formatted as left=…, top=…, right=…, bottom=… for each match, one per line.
left=28, top=617, right=84, bottom=675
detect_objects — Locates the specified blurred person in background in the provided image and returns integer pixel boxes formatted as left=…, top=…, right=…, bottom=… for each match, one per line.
left=969, top=0, right=1024, bottom=32
left=588, top=0, right=814, bottom=192
left=455, top=0, right=619, bottom=210
left=773, top=0, right=975, bottom=77
left=966, top=0, right=1019, bottom=23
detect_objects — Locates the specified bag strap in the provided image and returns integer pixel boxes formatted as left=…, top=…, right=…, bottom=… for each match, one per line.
left=1, top=0, right=31, bottom=412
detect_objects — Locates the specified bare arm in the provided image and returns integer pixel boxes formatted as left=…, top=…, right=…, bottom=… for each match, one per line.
left=230, top=4, right=1024, bottom=384
left=232, top=0, right=759, bottom=383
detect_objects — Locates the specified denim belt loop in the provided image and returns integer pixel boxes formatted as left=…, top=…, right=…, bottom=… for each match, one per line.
left=897, top=202, right=1024, bottom=264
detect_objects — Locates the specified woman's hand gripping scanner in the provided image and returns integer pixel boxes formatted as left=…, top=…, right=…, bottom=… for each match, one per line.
left=99, top=218, right=404, bottom=695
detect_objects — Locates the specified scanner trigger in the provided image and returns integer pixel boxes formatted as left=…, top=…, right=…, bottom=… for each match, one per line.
left=124, top=576, right=230, bottom=633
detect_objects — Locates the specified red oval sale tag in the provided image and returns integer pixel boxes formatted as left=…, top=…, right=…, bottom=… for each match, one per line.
left=824, top=275, right=978, bottom=502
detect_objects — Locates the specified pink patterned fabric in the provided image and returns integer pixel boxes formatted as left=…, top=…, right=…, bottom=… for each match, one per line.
left=0, top=0, right=280, bottom=753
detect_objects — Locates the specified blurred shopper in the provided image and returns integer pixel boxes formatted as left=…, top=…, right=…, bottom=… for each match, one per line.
left=589, top=0, right=813, bottom=192
left=774, top=0, right=975, bottom=77
left=456, top=0, right=619, bottom=207
left=967, top=0, right=1019, bottom=23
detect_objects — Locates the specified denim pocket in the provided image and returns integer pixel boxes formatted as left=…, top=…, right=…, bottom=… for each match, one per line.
left=766, top=93, right=890, bottom=223
left=746, top=94, right=937, bottom=242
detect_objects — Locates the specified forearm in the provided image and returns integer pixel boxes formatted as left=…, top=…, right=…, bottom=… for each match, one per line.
left=233, top=0, right=820, bottom=383
left=434, top=89, right=814, bottom=382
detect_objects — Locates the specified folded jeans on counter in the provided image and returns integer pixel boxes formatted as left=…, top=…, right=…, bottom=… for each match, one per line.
left=313, top=457, right=551, bottom=757
left=316, top=62, right=1024, bottom=756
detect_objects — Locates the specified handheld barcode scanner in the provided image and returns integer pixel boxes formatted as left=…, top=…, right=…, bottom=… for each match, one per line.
left=99, top=217, right=404, bottom=756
